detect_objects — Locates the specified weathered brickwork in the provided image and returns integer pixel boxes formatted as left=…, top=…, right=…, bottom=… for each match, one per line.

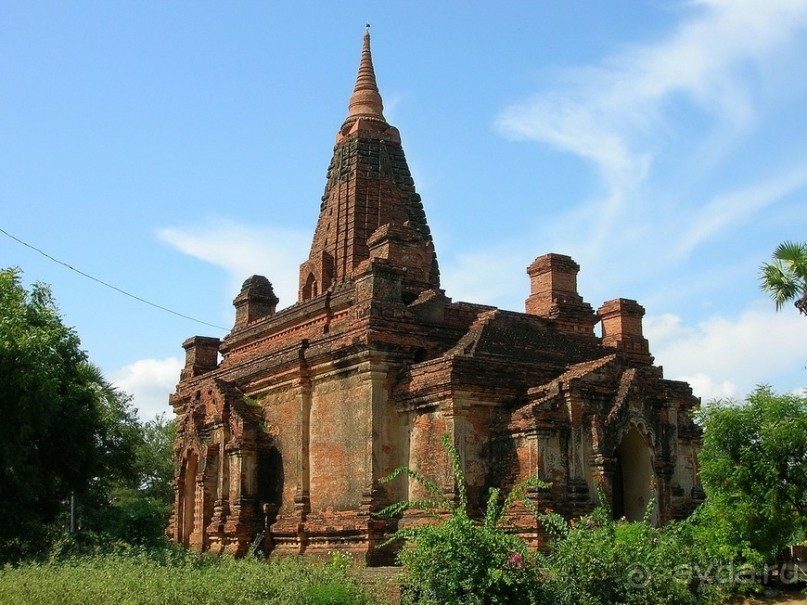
left=167, top=29, right=703, bottom=564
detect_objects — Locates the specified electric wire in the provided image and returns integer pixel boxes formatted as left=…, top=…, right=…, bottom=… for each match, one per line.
left=0, top=225, right=228, bottom=332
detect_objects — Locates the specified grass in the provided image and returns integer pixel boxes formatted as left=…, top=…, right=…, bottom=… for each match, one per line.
left=0, top=548, right=383, bottom=605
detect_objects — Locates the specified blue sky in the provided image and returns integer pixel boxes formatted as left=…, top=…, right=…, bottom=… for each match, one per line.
left=2, top=1, right=806, bottom=419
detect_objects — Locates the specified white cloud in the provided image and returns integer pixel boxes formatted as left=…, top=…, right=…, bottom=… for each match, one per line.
left=671, top=164, right=807, bottom=259
left=677, top=372, right=738, bottom=401
left=498, top=1, right=807, bottom=168
left=109, top=357, right=184, bottom=421
left=495, top=0, right=807, bottom=262
left=645, top=304, right=807, bottom=402
left=157, top=219, right=309, bottom=309
left=114, top=219, right=310, bottom=422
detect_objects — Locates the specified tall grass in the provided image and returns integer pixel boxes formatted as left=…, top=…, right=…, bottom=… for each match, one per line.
left=0, top=547, right=380, bottom=605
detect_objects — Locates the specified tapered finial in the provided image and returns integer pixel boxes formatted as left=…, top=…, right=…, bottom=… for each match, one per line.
left=345, top=25, right=385, bottom=124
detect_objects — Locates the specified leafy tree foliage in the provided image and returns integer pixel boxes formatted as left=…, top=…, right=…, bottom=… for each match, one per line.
left=0, top=268, right=104, bottom=554
left=540, top=499, right=748, bottom=605
left=77, top=388, right=175, bottom=547
left=0, top=268, right=176, bottom=559
left=760, top=240, right=807, bottom=315
left=84, top=412, right=176, bottom=547
left=136, top=413, right=176, bottom=504
left=696, top=386, right=807, bottom=560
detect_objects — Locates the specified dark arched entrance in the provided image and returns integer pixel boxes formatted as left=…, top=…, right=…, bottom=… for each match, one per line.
left=181, top=451, right=199, bottom=545
left=612, top=426, right=656, bottom=523
left=258, top=447, right=284, bottom=508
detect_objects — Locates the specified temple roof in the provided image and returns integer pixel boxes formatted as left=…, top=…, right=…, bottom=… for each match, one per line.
left=446, top=309, right=601, bottom=364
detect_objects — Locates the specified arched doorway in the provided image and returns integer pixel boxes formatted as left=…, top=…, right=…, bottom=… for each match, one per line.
left=612, top=426, right=656, bottom=523
left=257, top=447, right=284, bottom=509
left=254, top=447, right=283, bottom=556
left=181, top=451, right=198, bottom=545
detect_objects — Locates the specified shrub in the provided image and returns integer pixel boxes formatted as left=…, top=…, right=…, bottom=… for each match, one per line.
left=304, top=581, right=364, bottom=605
left=379, top=434, right=550, bottom=605
left=696, top=386, right=807, bottom=562
left=540, top=494, right=759, bottom=605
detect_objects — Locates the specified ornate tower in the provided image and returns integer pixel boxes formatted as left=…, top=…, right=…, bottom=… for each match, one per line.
left=298, top=27, right=439, bottom=303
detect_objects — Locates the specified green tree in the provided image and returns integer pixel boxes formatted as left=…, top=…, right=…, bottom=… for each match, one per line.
left=84, top=364, right=143, bottom=492
left=696, top=386, right=807, bottom=561
left=135, top=413, right=176, bottom=504
left=0, top=268, right=104, bottom=556
left=760, top=240, right=807, bottom=315
left=0, top=268, right=175, bottom=557
left=73, top=367, right=166, bottom=546
left=90, top=413, right=176, bottom=547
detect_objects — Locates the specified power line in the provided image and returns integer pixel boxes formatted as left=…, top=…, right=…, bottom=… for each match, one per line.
left=0, top=225, right=228, bottom=332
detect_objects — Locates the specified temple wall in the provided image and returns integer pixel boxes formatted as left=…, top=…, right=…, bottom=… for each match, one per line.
left=259, top=384, right=300, bottom=516
left=309, top=369, right=371, bottom=512
left=408, top=409, right=447, bottom=501
left=376, top=376, right=409, bottom=505
left=466, top=409, right=490, bottom=507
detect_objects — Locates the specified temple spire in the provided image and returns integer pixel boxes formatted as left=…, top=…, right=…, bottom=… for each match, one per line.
left=345, top=25, right=385, bottom=125
left=299, top=26, right=439, bottom=302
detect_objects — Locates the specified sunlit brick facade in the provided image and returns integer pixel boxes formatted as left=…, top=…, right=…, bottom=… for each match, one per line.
left=167, top=30, right=703, bottom=564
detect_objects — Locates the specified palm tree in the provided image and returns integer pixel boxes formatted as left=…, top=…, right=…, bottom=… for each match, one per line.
left=760, top=241, right=807, bottom=316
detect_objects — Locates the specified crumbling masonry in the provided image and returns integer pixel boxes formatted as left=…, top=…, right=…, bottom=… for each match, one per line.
left=167, top=30, right=703, bottom=564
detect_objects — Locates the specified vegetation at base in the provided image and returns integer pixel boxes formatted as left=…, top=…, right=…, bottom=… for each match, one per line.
left=379, top=412, right=807, bottom=605
left=0, top=545, right=375, bottom=605
left=379, top=434, right=548, bottom=604
left=540, top=497, right=759, bottom=605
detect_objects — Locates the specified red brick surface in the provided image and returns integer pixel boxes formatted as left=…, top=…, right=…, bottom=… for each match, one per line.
left=168, top=31, right=703, bottom=564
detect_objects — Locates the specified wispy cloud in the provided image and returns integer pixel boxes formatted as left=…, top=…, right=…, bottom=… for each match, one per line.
left=157, top=220, right=309, bottom=309
left=495, top=0, right=807, bottom=262
left=116, top=220, right=308, bottom=419
left=671, top=164, right=807, bottom=259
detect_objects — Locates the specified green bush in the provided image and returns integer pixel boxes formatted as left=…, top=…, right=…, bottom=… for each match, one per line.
left=540, top=495, right=759, bottom=605
left=304, top=581, right=365, bottom=605
left=379, top=434, right=550, bottom=605
left=696, top=386, right=807, bottom=562
left=394, top=512, right=544, bottom=605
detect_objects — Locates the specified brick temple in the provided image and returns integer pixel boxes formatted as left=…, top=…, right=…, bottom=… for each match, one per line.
left=167, top=29, right=703, bottom=564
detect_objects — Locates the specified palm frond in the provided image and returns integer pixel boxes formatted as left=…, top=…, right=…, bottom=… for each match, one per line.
left=483, top=488, right=501, bottom=529
left=381, top=465, right=449, bottom=508
left=760, top=260, right=801, bottom=311
left=502, top=476, right=548, bottom=514
left=376, top=498, right=450, bottom=519
left=773, top=241, right=807, bottom=274
left=440, top=433, right=468, bottom=511
left=482, top=476, right=550, bottom=529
